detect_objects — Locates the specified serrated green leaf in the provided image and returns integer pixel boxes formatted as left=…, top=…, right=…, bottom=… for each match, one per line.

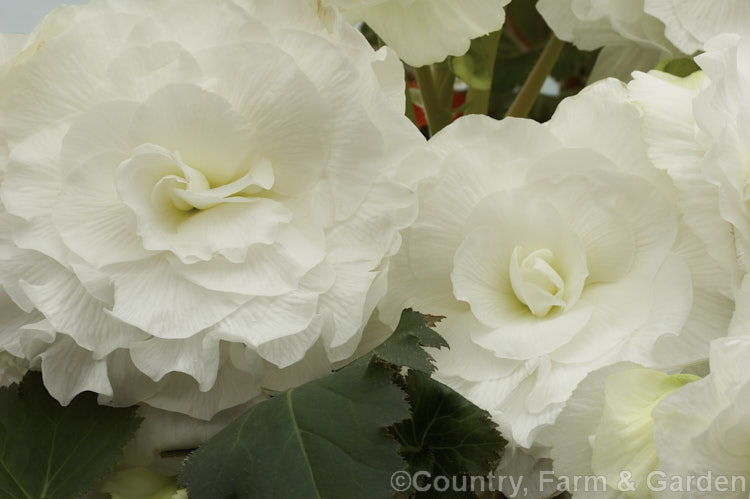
left=370, top=309, right=448, bottom=373
left=180, top=309, right=449, bottom=499
left=0, top=372, right=141, bottom=499
left=389, top=370, right=506, bottom=498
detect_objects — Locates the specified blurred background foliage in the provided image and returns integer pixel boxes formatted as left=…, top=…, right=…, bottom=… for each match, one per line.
left=362, top=0, right=599, bottom=132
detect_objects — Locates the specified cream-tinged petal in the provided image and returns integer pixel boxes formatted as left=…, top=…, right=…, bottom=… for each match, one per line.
left=37, top=335, right=114, bottom=406
left=646, top=0, right=750, bottom=55
left=3, top=13, right=141, bottom=143
left=56, top=153, right=155, bottom=267
left=629, top=70, right=738, bottom=283
left=196, top=42, right=331, bottom=198
left=591, top=369, right=697, bottom=493
left=588, top=45, right=662, bottom=82
left=140, top=361, right=263, bottom=421
left=215, top=288, right=322, bottom=367
left=652, top=337, right=750, bottom=499
left=427, top=313, right=520, bottom=382
left=103, top=41, right=203, bottom=102
left=550, top=362, right=640, bottom=488
left=1, top=124, right=67, bottom=220
left=0, top=288, right=40, bottom=358
left=108, top=257, right=248, bottom=339
left=129, top=333, right=221, bottom=391
left=128, top=84, right=257, bottom=187
left=538, top=0, right=676, bottom=55
left=0, top=251, right=147, bottom=357
left=59, top=100, right=138, bottom=170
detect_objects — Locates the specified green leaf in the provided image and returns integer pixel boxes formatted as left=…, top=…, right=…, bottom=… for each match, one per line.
left=655, top=58, right=701, bottom=78
left=390, top=370, right=506, bottom=498
left=450, top=37, right=495, bottom=90
left=0, top=372, right=141, bottom=499
left=369, top=309, right=448, bottom=373
left=179, top=309, right=449, bottom=499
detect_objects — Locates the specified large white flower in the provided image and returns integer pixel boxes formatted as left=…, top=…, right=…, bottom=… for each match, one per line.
left=325, top=0, right=510, bottom=66
left=0, top=0, right=423, bottom=419
left=379, top=79, right=734, bottom=452
left=644, top=0, right=750, bottom=55
left=549, top=363, right=698, bottom=498
left=653, top=336, right=750, bottom=499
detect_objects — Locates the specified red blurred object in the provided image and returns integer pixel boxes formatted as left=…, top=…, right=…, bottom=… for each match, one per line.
left=408, top=80, right=467, bottom=131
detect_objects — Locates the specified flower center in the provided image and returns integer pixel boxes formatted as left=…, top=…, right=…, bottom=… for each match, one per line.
left=115, top=143, right=283, bottom=263
left=509, top=246, right=566, bottom=317
left=117, top=143, right=274, bottom=218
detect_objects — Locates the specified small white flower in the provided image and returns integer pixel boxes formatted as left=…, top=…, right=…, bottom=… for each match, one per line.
left=379, top=78, right=733, bottom=452
left=325, top=0, right=510, bottom=66
left=0, top=0, right=422, bottom=419
left=549, top=363, right=698, bottom=498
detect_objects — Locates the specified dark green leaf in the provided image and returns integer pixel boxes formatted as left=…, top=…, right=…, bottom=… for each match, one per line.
left=180, top=309, right=449, bottom=499
left=390, top=371, right=507, bottom=498
left=370, top=309, right=448, bottom=373
left=0, top=372, right=141, bottom=499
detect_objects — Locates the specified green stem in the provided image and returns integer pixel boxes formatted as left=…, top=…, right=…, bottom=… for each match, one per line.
left=415, top=63, right=454, bottom=136
left=506, top=35, right=565, bottom=118
left=465, top=30, right=501, bottom=116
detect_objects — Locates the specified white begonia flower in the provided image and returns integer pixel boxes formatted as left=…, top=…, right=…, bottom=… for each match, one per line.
left=652, top=336, right=750, bottom=499
left=324, top=0, right=510, bottom=66
left=0, top=0, right=423, bottom=419
left=549, top=363, right=699, bottom=498
left=629, top=35, right=750, bottom=288
left=644, top=0, right=750, bottom=56
left=379, top=78, right=734, bottom=452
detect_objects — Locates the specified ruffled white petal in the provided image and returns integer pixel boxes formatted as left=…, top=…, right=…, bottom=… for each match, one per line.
left=645, top=0, right=750, bottom=55
left=331, top=0, right=510, bottom=66
left=108, top=257, right=248, bottom=339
